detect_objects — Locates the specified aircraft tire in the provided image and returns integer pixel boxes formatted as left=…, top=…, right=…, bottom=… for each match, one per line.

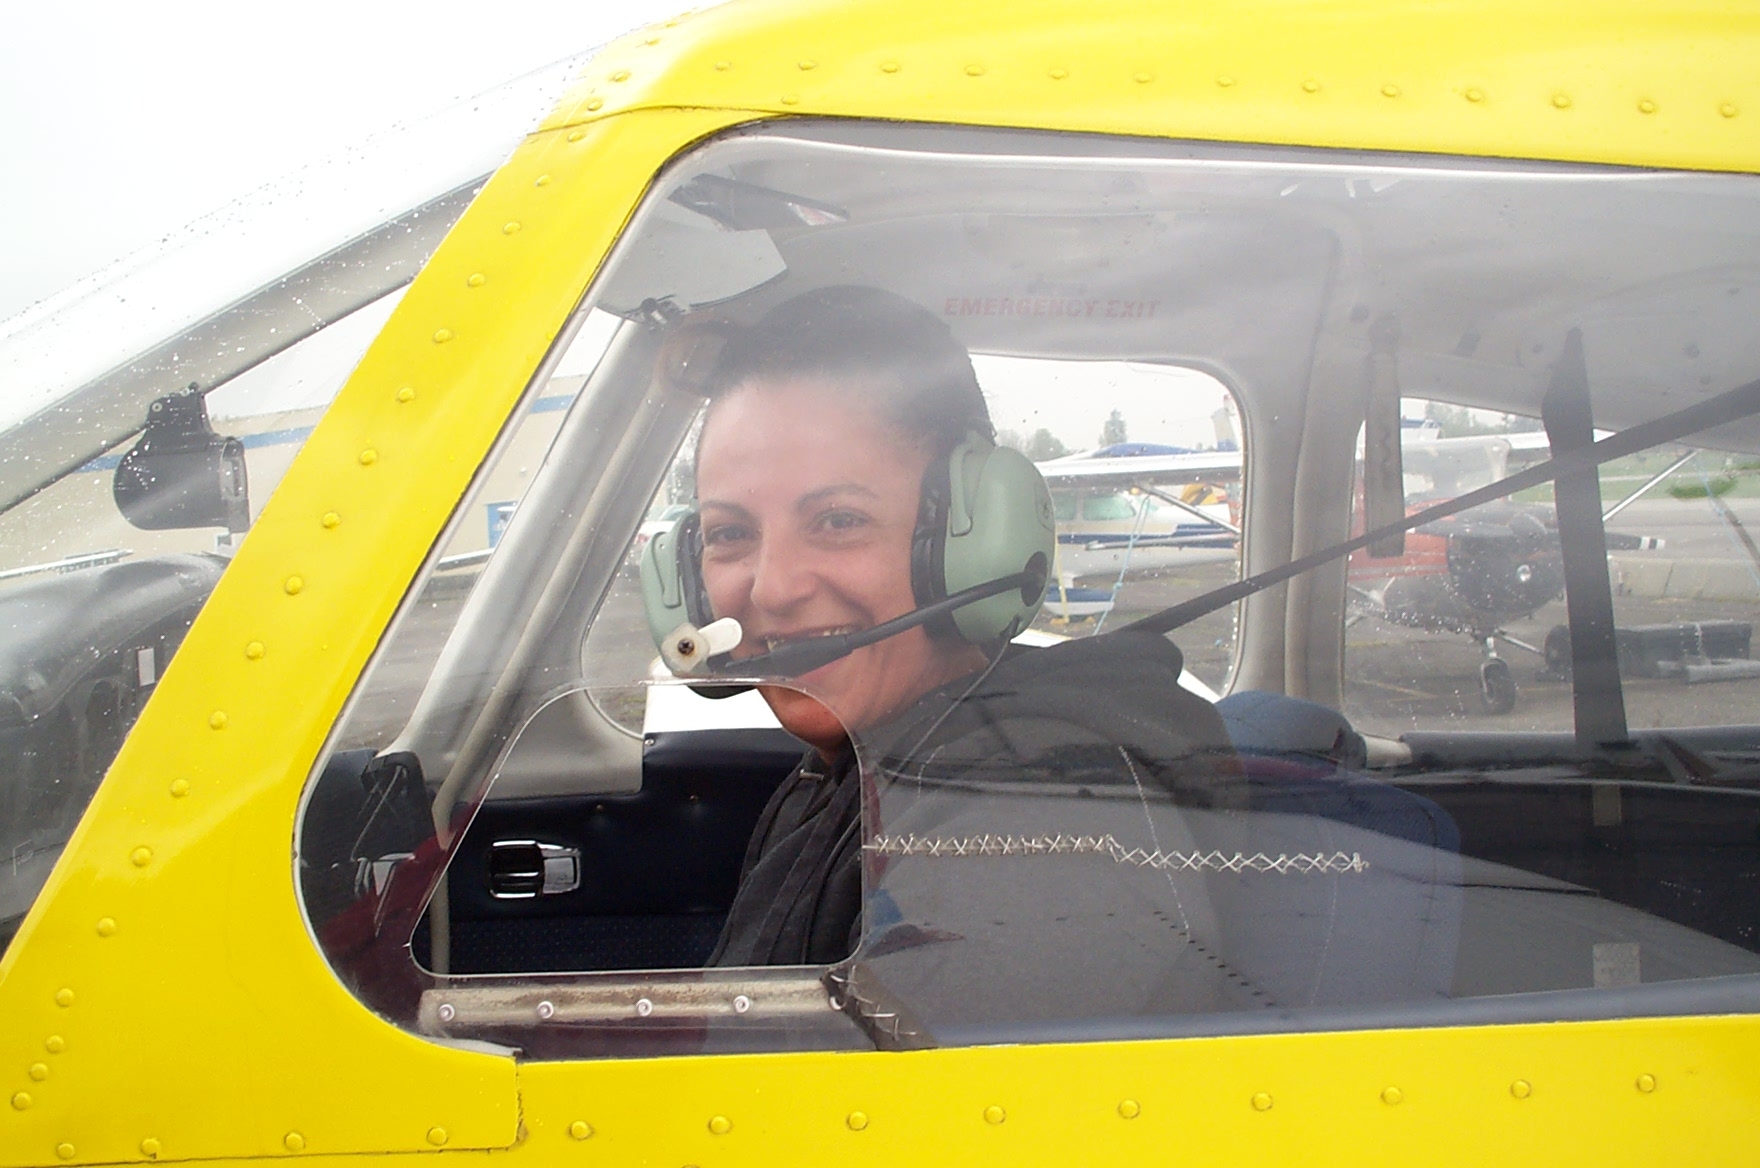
left=1479, top=658, right=1517, bottom=714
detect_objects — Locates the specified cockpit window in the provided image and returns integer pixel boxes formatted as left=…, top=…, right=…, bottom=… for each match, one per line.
left=296, top=122, right=1760, bottom=1058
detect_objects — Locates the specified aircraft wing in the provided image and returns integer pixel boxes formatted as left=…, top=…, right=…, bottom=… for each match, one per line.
left=1036, top=449, right=1242, bottom=489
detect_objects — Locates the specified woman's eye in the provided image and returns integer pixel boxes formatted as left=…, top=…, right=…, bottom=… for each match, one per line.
left=703, top=523, right=754, bottom=547
left=816, top=509, right=868, bottom=533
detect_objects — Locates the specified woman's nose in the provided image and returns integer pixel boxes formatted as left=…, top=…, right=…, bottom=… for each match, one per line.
left=746, top=532, right=818, bottom=616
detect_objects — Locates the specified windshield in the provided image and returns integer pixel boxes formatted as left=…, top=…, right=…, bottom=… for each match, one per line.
left=0, top=59, right=578, bottom=955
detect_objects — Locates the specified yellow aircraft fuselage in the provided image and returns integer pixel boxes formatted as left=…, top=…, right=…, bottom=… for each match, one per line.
left=3, top=1, right=1758, bottom=1164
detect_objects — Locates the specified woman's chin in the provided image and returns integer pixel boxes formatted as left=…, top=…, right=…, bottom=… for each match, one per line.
left=758, top=685, right=850, bottom=753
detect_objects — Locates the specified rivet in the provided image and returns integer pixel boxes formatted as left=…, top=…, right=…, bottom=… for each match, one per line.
left=1133, top=72, right=1153, bottom=84
left=1302, top=79, right=1320, bottom=93
left=130, top=847, right=152, bottom=868
left=1638, top=97, right=1657, bottom=113
left=432, top=328, right=454, bottom=344
left=567, top=129, right=585, bottom=141
left=635, top=997, right=654, bottom=1017
left=714, top=60, right=731, bottom=71
left=965, top=64, right=986, bottom=77
left=1381, top=84, right=1400, bottom=98
left=1251, top=1092, right=1274, bottom=1111
left=846, top=1111, right=869, bottom=1131
left=586, top=97, right=604, bottom=111
left=169, top=779, right=191, bottom=798
left=780, top=93, right=800, bottom=105
left=1466, top=87, right=1486, bottom=103
left=880, top=61, right=900, bottom=74
left=1552, top=93, right=1572, bottom=109
left=1117, top=1099, right=1141, bottom=1119
left=426, top=1128, right=448, bottom=1147
left=284, top=575, right=305, bottom=595
left=610, top=70, right=630, bottom=82
left=708, top=1115, right=732, bottom=1135
left=10, top=1092, right=30, bottom=1111
left=798, top=60, right=817, bottom=71
left=1381, top=1086, right=1403, bottom=1105
left=55, top=988, right=74, bottom=1007
left=437, top=1003, right=455, bottom=1023
left=1048, top=67, right=1068, bottom=80
left=45, top=1036, right=65, bottom=1054
left=466, top=274, right=487, bottom=289
left=568, top=1121, right=593, bottom=1140
left=283, top=1132, right=305, bottom=1153
left=1510, top=1079, right=1532, bottom=1099
left=536, top=1000, right=555, bottom=1020
left=1636, top=1074, right=1657, bottom=1093
left=534, top=175, right=551, bottom=188
left=1721, top=102, right=1740, bottom=118
left=358, top=447, right=378, bottom=465
left=28, top=1064, right=48, bottom=1082
left=208, top=710, right=228, bottom=730
left=96, top=917, right=116, bottom=937
left=396, top=386, right=416, bottom=403
left=319, top=512, right=342, bottom=533
left=140, top=1138, right=161, bottom=1158
left=502, top=221, right=521, bottom=235
left=732, top=994, right=752, bottom=1014
left=644, top=36, right=660, bottom=45
left=1216, top=74, right=1235, bottom=87
left=982, top=1105, right=1005, bottom=1125
left=56, top=1144, right=75, bottom=1160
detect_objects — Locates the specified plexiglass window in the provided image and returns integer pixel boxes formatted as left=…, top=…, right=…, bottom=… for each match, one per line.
left=297, top=123, right=1760, bottom=1060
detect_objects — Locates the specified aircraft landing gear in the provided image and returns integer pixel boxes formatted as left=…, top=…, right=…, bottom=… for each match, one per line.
left=1478, top=635, right=1518, bottom=714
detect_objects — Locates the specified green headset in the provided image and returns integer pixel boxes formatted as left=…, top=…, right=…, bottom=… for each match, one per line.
left=640, top=431, right=1057, bottom=666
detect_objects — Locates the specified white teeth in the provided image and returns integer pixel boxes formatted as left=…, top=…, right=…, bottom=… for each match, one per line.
left=763, top=626, right=857, bottom=651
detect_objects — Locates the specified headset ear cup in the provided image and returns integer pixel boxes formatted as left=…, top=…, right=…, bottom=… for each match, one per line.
left=911, top=454, right=957, bottom=639
left=939, top=441, right=1057, bottom=643
left=676, top=513, right=714, bottom=627
left=639, top=511, right=713, bottom=652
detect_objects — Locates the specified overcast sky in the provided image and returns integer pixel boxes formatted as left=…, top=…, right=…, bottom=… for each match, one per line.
left=0, top=0, right=701, bottom=323
left=0, top=0, right=1234, bottom=451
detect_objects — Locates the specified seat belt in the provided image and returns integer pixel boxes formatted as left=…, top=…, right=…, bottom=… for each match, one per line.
left=1125, top=368, right=1760, bottom=640
left=1542, top=329, right=1628, bottom=749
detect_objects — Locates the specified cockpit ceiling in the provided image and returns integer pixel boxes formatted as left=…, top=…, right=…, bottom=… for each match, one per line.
left=644, top=125, right=1760, bottom=450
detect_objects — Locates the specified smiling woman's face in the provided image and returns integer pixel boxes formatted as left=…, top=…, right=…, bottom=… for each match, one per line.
left=694, top=377, right=987, bottom=753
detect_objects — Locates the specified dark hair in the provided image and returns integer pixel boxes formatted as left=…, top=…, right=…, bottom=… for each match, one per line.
left=697, top=285, right=994, bottom=454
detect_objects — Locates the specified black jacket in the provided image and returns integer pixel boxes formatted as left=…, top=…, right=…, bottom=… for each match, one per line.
left=709, top=630, right=1239, bottom=967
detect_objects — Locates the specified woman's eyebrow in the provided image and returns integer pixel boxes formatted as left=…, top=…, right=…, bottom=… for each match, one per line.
left=796, top=483, right=879, bottom=511
left=698, top=499, right=755, bottom=519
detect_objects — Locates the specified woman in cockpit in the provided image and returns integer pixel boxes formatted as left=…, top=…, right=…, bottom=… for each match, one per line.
left=643, top=285, right=1240, bottom=967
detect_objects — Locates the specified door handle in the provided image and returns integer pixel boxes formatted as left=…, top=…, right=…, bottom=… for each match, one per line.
left=487, top=839, right=581, bottom=898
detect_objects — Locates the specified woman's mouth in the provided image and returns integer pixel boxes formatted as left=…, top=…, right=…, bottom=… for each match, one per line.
left=759, top=625, right=862, bottom=653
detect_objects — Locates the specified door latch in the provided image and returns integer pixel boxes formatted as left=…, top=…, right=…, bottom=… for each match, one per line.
left=487, top=839, right=581, bottom=898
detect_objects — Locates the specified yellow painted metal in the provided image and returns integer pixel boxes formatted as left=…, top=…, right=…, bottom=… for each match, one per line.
left=515, top=1014, right=1760, bottom=1166
left=0, top=108, right=737, bottom=1165
left=2, top=0, right=1759, bottom=1165
left=551, top=0, right=1760, bottom=175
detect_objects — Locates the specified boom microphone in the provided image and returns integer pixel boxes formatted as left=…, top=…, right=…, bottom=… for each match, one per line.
left=657, top=565, right=1047, bottom=682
